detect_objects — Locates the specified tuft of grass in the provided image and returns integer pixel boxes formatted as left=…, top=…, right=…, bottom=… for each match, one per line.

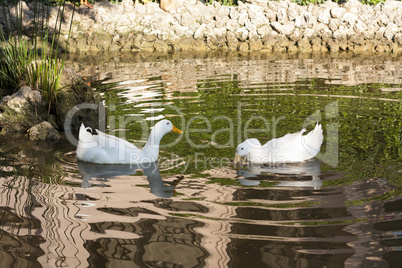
left=26, top=58, right=65, bottom=114
left=0, top=38, right=31, bottom=95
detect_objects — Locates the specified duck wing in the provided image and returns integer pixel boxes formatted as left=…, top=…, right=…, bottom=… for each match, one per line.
left=261, top=124, right=323, bottom=162
left=91, top=129, right=142, bottom=163
left=77, top=124, right=142, bottom=164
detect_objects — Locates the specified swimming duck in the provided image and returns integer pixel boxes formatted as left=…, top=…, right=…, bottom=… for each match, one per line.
left=235, top=123, right=323, bottom=164
left=77, top=119, right=182, bottom=164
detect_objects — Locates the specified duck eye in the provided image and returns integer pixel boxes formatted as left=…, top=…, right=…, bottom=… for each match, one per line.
left=86, top=128, right=91, bottom=133
left=241, top=147, right=244, bottom=150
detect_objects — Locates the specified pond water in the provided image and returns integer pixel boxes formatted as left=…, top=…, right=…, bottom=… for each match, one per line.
left=0, top=52, right=401, bottom=267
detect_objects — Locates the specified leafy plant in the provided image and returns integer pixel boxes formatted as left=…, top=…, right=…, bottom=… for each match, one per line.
left=361, top=0, right=386, bottom=5
left=0, top=0, right=74, bottom=114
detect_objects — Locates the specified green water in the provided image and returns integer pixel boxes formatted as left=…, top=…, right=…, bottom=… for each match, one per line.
left=97, top=70, right=402, bottom=186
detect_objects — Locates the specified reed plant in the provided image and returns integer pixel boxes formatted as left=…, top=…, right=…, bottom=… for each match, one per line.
left=0, top=0, right=74, bottom=114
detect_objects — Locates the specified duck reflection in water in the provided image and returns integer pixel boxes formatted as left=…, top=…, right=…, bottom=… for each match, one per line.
left=236, top=159, right=322, bottom=189
left=77, top=161, right=181, bottom=198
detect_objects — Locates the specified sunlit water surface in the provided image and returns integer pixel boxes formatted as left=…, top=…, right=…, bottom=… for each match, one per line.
left=0, top=52, right=401, bottom=267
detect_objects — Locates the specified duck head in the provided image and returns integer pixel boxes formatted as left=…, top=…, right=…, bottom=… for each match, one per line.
left=235, top=138, right=261, bottom=163
left=152, top=119, right=183, bottom=136
left=78, top=123, right=97, bottom=144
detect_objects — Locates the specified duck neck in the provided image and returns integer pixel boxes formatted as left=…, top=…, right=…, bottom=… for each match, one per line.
left=141, top=128, right=163, bottom=162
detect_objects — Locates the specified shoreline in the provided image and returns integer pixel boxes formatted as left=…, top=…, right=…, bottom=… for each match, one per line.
left=1, top=0, right=401, bottom=54
left=69, top=0, right=401, bottom=54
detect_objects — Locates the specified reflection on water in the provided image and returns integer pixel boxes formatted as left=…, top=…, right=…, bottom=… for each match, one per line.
left=86, top=217, right=209, bottom=267
left=237, top=159, right=322, bottom=188
left=0, top=52, right=401, bottom=267
left=78, top=161, right=182, bottom=198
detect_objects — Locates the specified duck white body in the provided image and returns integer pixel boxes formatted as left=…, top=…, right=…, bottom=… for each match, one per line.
left=235, top=123, right=323, bottom=164
left=77, top=119, right=182, bottom=164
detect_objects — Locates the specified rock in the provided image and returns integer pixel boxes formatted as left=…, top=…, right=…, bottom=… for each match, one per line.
left=329, top=19, right=340, bottom=32
left=294, top=15, right=307, bottom=29
left=194, top=24, right=207, bottom=39
left=238, top=12, right=248, bottom=26
left=311, top=37, right=322, bottom=51
left=249, top=34, right=263, bottom=51
left=289, top=28, right=302, bottom=42
left=245, top=19, right=257, bottom=33
left=265, top=8, right=277, bottom=22
left=287, top=2, right=301, bottom=21
left=383, top=22, right=399, bottom=41
left=343, top=0, right=363, bottom=14
left=276, top=8, right=288, bottom=24
left=200, top=6, right=214, bottom=24
left=235, top=27, right=249, bottom=41
left=249, top=8, right=269, bottom=27
left=375, top=44, right=390, bottom=52
left=0, top=86, right=48, bottom=133
left=383, top=0, right=402, bottom=15
left=56, top=80, right=104, bottom=134
left=375, top=26, right=386, bottom=40
left=374, top=11, right=389, bottom=27
left=303, top=28, right=316, bottom=39
left=343, top=12, right=358, bottom=27
left=395, top=33, right=402, bottom=45
left=226, top=19, right=240, bottom=33
left=28, top=121, right=60, bottom=141
left=226, top=31, right=238, bottom=50
left=229, top=7, right=239, bottom=20
left=274, top=35, right=291, bottom=52
left=271, top=21, right=295, bottom=36
left=153, top=39, right=169, bottom=52
left=207, top=35, right=226, bottom=49
left=327, top=39, right=340, bottom=52
left=180, top=11, right=194, bottom=26
left=333, top=28, right=349, bottom=40
left=174, top=37, right=208, bottom=51
left=134, top=3, right=146, bottom=15
left=394, top=14, right=402, bottom=28
left=256, top=25, right=272, bottom=39
left=321, top=0, right=339, bottom=9
left=353, top=19, right=367, bottom=33
left=238, top=42, right=249, bottom=51
left=261, top=35, right=275, bottom=51
left=304, top=11, right=317, bottom=28
left=121, top=0, right=134, bottom=12
left=330, top=7, right=346, bottom=19
left=215, top=15, right=229, bottom=28
left=318, top=11, right=330, bottom=25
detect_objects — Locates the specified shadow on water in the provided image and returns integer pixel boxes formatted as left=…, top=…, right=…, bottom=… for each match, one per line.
left=0, top=52, right=401, bottom=267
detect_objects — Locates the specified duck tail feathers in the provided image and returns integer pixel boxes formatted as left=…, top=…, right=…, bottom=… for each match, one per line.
left=303, top=123, right=324, bottom=155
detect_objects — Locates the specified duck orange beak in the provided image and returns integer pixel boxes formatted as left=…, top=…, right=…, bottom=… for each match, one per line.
left=171, top=124, right=183, bottom=134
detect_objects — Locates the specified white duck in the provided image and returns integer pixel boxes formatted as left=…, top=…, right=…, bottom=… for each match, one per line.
left=235, top=123, right=323, bottom=164
left=77, top=119, right=182, bottom=164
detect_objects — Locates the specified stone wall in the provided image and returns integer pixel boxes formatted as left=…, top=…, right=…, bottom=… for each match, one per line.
left=2, top=0, right=402, bottom=53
